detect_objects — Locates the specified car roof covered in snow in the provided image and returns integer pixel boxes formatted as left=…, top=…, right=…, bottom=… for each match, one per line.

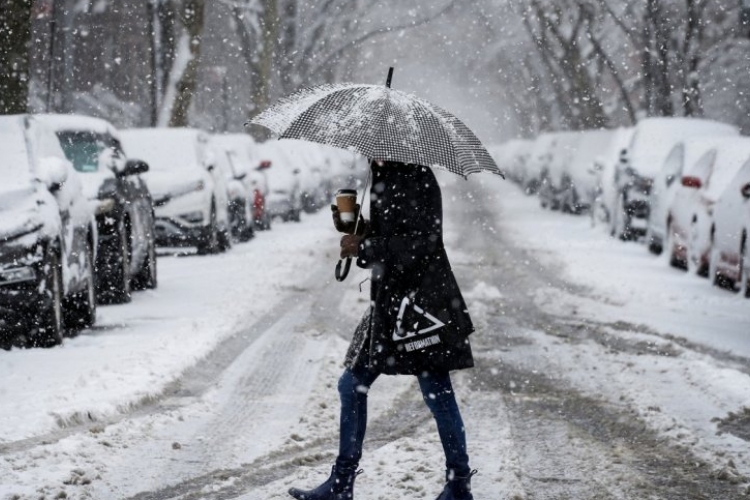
left=628, top=118, right=739, bottom=179
left=704, top=137, right=750, bottom=202
left=36, top=113, right=121, bottom=140
left=120, top=127, right=209, bottom=172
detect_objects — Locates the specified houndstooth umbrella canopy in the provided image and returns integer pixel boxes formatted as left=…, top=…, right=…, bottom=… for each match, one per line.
left=251, top=83, right=503, bottom=178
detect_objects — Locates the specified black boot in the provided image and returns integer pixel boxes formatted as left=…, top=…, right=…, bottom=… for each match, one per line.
left=434, top=469, right=477, bottom=500
left=288, top=465, right=361, bottom=500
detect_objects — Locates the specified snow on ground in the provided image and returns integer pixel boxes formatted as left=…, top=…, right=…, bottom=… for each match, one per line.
left=484, top=178, right=750, bottom=357
left=2, top=173, right=750, bottom=499
left=0, top=212, right=336, bottom=444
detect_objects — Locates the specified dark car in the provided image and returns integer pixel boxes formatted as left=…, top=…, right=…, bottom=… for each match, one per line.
left=0, top=115, right=97, bottom=347
left=39, top=115, right=157, bottom=304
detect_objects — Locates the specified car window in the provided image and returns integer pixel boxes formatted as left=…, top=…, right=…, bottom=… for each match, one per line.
left=56, top=131, right=106, bottom=173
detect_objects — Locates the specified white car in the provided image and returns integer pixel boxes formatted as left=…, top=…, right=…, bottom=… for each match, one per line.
left=647, top=128, right=739, bottom=255
left=489, top=139, right=533, bottom=186
left=538, top=131, right=581, bottom=211
left=121, top=128, right=231, bottom=254
left=559, top=129, right=615, bottom=215
left=523, top=133, right=558, bottom=196
left=611, top=118, right=738, bottom=240
left=590, top=127, right=635, bottom=232
left=710, top=150, right=750, bottom=296
left=0, top=115, right=97, bottom=346
left=255, top=141, right=303, bottom=223
left=210, top=137, right=255, bottom=242
left=666, top=137, right=750, bottom=276
left=212, top=133, right=272, bottom=231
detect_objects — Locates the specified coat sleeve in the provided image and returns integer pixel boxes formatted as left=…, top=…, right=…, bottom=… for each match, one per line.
left=357, top=231, right=440, bottom=269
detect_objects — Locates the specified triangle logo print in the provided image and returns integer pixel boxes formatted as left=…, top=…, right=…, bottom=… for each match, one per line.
left=392, top=296, right=446, bottom=341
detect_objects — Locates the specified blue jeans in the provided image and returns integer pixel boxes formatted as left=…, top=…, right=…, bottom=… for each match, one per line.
left=334, top=362, right=470, bottom=477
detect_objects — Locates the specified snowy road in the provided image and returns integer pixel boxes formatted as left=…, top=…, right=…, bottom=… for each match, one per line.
left=2, top=174, right=750, bottom=499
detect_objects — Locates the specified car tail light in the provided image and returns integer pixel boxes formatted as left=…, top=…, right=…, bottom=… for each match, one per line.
left=253, top=189, right=265, bottom=216
left=681, top=176, right=702, bottom=189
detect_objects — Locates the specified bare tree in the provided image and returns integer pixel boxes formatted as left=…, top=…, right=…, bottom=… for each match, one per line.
left=0, top=0, right=33, bottom=113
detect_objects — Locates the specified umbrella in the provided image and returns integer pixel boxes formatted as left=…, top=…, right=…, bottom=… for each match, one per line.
left=251, top=68, right=503, bottom=179
left=250, top=68, right=503, bottom=280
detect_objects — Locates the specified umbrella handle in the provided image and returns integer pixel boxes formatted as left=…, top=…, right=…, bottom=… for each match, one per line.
left=335, top=257, right=352, bottom=282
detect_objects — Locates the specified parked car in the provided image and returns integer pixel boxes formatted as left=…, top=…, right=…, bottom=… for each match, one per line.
left=538, top=131, right=581, bottom=211
left=39, top=114, right=157, bottom=303
left=255, top=141, right=303, bottom=222
left=666, top=137, right=750, bottom=276
left=523, top=133, right=557, bottom=195
left=120, top=128, right=231, bottom=254
left=489, top=139, right=533, bottom=186
left=590, top=127, right=635, bottom=231
left=210, top=137, right=254, bottom=242
left=710, top=150, right=750, bottom=295
left=0, top=115, right=97, bottom=347
left=647, top=126, right=739, bottom=255
left=559, top=129, right=615, bottom=214
left=212, top=133, right=272, bottom=231
left=611, top=118, right=738, bottom=241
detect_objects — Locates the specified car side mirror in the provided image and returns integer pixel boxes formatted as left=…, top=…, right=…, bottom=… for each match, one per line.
left=38, top=156, right=69, bottom=192
left=119, top=159, right=149, bottom=177
left=742, top=183, right=750, bottom=200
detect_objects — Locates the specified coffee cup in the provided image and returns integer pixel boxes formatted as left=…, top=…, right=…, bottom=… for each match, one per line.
left=335, top=189, right=358, bottom=223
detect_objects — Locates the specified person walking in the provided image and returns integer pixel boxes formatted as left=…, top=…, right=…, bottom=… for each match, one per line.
left=288, top=160, right=477, bottom=500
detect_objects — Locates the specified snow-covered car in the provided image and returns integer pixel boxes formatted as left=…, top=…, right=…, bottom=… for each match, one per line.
left=255, top=141, right=303, bottom=222
left=559, top=129, right=615, bottom=215
left=611, top=118, right=738, bottom=241
left=647, top=127, right=739, bottom=255
left=538, top=131, right=581, bottom=211
left=523, top=133, right=557, bottom=195
left=590, top=127, right=634, bottom=232
left=666, top=137, right=750, bottom=276
left=489, top=139, right=533, bottom=186
left=213, top=133, right=272, bottom=231
left=710, top=150, right=750, bottom=295
left=38, top=114, right=158, bottom=303
left=120, top=128, right=231, bottom=254
left=0, top=115, right=97, bottom=347
left=210, top=137, right=255, bottom=242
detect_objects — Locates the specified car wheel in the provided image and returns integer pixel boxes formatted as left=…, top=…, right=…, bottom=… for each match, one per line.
left=132, top=234, right=157, bottom=290
left=64, top=242, right=97, bottom=331
left=218, top=227, right=232, bottom=252
left=197, top=205, right=219, bottom=255
left=98, top=218, right=132, bottom=304
left=33, top=247, right=64, bottom=348
left=666, top=221, right=682, bottom=269
left=740, top=235, right=749, bottom=298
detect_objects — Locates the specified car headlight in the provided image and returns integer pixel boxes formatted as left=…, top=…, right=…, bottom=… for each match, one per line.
left=96, top=197, right=117, bottom=215
left=0, top=266, right=36, bottom=285
left=181, top=211, right=204, bottom=224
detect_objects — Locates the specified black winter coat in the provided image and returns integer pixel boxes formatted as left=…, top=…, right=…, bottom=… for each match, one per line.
left=345, top=162, right=474, bottom=375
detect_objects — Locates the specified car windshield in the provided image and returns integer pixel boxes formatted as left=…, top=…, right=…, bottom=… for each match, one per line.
left=56, top=131, right=112, bottom=173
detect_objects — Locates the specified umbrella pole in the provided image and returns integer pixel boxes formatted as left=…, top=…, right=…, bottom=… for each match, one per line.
left=335, top=167, right=372, bottom=282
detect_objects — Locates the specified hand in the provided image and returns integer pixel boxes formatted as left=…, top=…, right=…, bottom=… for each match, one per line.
left=340, top=234, right=362, bottom=259
left=331, top=204, right=367, bottom=235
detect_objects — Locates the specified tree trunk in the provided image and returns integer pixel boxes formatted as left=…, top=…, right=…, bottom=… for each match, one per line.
left=0, top=0, right=33, bottom=114
left=167, top=0, right=205, bottom=127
